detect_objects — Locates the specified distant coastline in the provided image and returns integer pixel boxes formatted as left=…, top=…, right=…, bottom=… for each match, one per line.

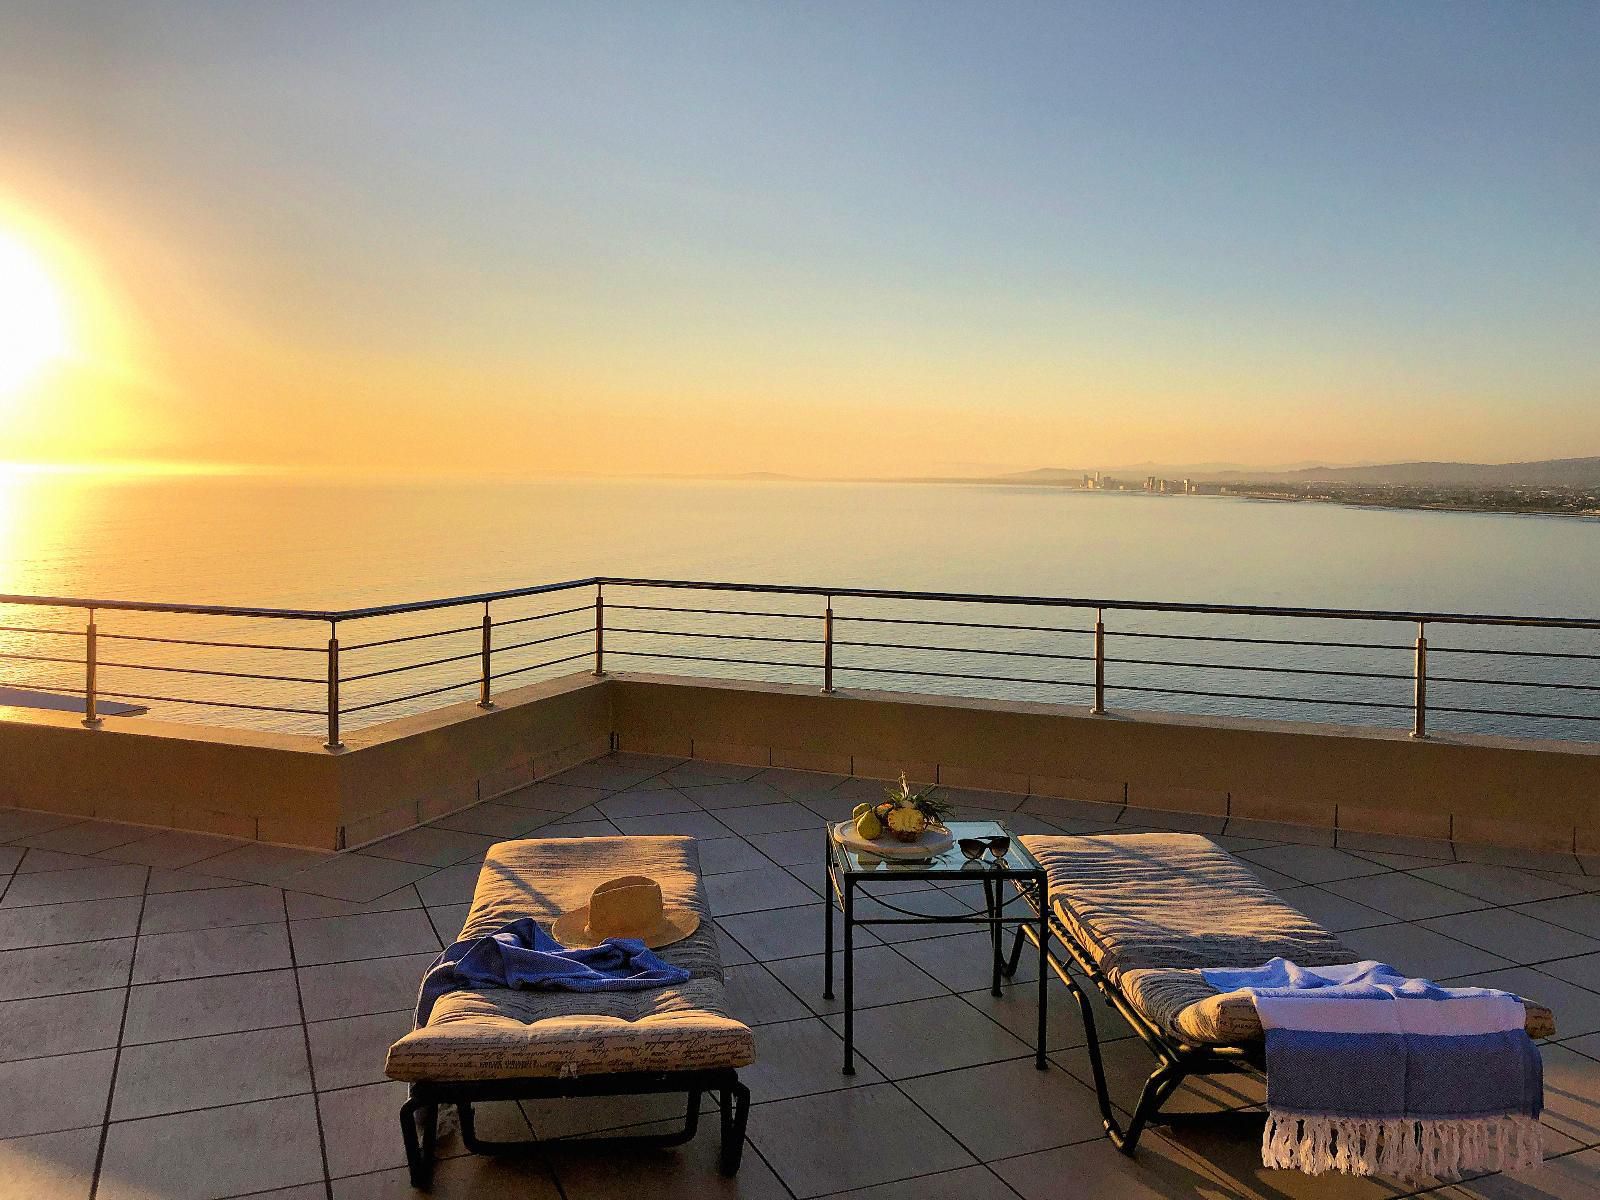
left=709, top=456, right=1600, bottom=522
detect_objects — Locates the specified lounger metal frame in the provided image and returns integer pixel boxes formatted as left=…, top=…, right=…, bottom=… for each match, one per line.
left=1011, top=896, right=1265, bottom=1154
left=398, top=1068, right=750, bottom=1189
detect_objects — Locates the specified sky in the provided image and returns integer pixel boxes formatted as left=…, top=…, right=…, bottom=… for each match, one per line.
left=0, top=1, right=1596, bottom=478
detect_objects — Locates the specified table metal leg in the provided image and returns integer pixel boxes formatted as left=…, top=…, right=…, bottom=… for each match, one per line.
left=985, top=876, right=1003, bottom=997
left=842, top=877, right=856, bottom=1075
left=822, top=833, right=834, bottom=1001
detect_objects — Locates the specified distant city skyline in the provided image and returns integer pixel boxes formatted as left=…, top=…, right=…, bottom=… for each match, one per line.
left=0, top=2, right=1596, bottom=477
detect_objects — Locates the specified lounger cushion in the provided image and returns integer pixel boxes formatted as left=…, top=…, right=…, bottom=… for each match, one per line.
left=385, top=836, right=755, bottom=1082
left=1019, top=833, right=1555, bottom=1045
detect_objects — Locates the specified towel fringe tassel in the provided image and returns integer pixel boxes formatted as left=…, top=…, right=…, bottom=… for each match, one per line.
left=1260, top=1113, right=1543, bottom=1178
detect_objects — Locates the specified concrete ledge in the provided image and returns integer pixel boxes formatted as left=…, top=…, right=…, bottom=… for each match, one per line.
left=0, top=674, right=611, bottom=850
left=609, top=672, right=1600, bottom=853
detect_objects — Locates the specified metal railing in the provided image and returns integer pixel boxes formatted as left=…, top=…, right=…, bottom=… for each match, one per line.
left=2, top=577, right=1597, bottom=748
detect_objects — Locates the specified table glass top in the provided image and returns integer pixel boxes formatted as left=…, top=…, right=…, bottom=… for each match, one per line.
left=828, top=819, right=1043, bottom=875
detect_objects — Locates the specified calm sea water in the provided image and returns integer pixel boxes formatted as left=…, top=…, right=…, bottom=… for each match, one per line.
left=2, top=473, right=1597, bottom=740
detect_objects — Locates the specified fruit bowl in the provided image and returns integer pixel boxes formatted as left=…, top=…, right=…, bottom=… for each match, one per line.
left=847, top=772, right=953, bottom=846
left=832, top=819, right=954, bottom=861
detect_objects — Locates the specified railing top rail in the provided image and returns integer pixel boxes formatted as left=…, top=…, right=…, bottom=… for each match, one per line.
left=0, top=593, right=344, bottom=622
left=2, top=575, right=1598, bottom=631
left=0, top=578, right=603, bottom=624
left=595, top=577, right=1600, bottom=631
left=332, top=578, right=601, bottom=621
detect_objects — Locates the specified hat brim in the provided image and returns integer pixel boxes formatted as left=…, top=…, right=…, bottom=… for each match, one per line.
left=549, top=905, right=700, bottom=950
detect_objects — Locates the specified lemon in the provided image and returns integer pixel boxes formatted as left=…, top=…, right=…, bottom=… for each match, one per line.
left=855, top=811, right=884, bottom=840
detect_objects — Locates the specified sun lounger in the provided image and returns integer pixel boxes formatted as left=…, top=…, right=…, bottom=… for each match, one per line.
left=385, top=836, right=756, bottom=1186
left=1012, top=832, right=1555, bottom=1154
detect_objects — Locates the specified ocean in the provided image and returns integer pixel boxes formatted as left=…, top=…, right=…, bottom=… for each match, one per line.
left=2, top=472, right=1596, bottom=740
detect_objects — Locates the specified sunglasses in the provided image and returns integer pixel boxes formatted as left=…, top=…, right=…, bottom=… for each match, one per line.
left=958, top=834, right=1011, bottom=862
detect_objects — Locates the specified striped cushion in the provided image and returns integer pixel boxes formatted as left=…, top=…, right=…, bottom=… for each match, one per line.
left=1019, top=833, right=1555, bottom=1046
left=384, top=836, right=755, bottom=1082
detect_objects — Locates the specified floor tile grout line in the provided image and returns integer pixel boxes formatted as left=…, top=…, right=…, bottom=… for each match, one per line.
left=281, top=887, right=337, bottom=1200
left=1274, top=879, right=1600, bottom=990
left=415, top=883, right=457, bottom=947
left=87, top=862, right=151, bottom=1200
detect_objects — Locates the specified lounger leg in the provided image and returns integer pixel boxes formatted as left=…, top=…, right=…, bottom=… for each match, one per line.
left=400, top=1093, right=437, bottom=1191
left=1115, top=1062, right=1187, bottom=1155
left=718, top=1079, right=751, bottom=1176
left=1065, top=971, right=1122, bottom=1138
left=1066, top=971, right=1188, bottom=1155
left=682, top=1089, right=703, bottom=1142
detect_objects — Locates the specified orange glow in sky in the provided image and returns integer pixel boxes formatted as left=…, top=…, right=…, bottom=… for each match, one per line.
left=1, top=6, right=1596, bottom=479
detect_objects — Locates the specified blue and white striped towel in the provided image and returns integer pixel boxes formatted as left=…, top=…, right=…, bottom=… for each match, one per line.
left=1201, top=959, right=1543, bottom=1178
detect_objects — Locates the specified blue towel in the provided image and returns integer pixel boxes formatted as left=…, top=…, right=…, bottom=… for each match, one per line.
left=416, top=917, right=691, bottom=1025
left=1201, top=959, right=1543, bottom=1177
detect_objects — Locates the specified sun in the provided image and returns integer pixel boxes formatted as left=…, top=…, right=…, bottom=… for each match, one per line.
left=0, top=228, right=71, bottom=397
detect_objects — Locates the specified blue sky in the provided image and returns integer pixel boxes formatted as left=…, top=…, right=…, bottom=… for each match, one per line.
left=1, top=1, right=1596, bottom=474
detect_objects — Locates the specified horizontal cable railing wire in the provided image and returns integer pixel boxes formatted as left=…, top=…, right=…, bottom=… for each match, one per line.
left=97, top=689, right=322, bottom=716
left=4, top=650, right=84, bottom=666
left=97, top=631, right=323, bottom=652
left=1108, top=628, right=1411, bottom=652
left=1428, top=644, right=1600, bottom=661
left=607, top=603, right=815, bottom=622
left=495, top=627, right=592, bottom=655
left=342, top=648, right=482, bottom=684
left=835, top=614, right=1093, bottom=636
left=835, top=638, right=1093, bottom=663
left=494, top=603, right=597, bottom=629
left=98, top=660, right=324, bottom=684
left=610, top=626, right=824, bottom=646
left=837, top=662, right=1097, bottom=689
left=1428, top=703, right=1600, bottom=722
left=492, top=650, right=593, bottom=683
left=340, top=675, right=482, bottom=715
left=1107, top=656, right=1412, bottom=681
left=342, top=622, right=481, bottom=652
left=0, top=623, right=85, bottom=638
left=607, top=649, right=816, bottom=672
left=1112, top=682, right=1414, bottom=710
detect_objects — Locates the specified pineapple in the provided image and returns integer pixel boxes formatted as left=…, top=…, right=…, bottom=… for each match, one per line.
left=886, top=805, right=926, bottom=842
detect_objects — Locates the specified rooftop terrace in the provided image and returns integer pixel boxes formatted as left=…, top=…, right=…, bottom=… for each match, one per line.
left=2, top=752, right=1597, bottom=1200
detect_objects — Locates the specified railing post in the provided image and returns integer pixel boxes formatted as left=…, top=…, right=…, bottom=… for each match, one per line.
left=325, top=622, right=343, bottom=751
left=593, top=583, right=605, bottom=677
left=1412, top=620, right=1427, bottom=739
left=823, top=597, right=834, bottom=694
left=478, top=602, right=494, bottom=708
left=1091, top=608, right=1106, bottom=714
left=82, top=608, right=101, bottom=727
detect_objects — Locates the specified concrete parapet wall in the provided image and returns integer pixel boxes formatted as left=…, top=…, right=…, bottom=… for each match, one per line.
left=1, top=671, right=1595, bottom=852
left=609, top=672, right=1600, bottom=854
left=0, top=673, right=610, bottom=850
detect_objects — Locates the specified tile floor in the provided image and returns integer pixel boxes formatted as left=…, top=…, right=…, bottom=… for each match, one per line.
left=0, top=753, right=1597, bottom=1199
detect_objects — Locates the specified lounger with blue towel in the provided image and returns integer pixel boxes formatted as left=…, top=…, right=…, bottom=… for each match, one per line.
left=1012, top=833, right=1554, bottom=1174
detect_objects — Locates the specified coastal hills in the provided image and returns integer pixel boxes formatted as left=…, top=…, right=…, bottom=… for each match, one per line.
left=998, top=457, right=1600, bottom=488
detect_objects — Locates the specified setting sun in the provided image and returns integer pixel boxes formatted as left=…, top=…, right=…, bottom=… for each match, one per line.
left=0, top=227, right=70, bottom=398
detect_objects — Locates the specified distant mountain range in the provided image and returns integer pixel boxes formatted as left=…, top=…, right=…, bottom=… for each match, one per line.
left=998, top=457, right=1600, bottom=488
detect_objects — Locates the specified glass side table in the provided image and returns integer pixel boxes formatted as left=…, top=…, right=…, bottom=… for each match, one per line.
left=823, top=819, right=1049, bottom=1074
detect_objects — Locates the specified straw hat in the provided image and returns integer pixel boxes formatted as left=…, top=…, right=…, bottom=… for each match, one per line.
left=550, top=875, right=700, bottom=949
